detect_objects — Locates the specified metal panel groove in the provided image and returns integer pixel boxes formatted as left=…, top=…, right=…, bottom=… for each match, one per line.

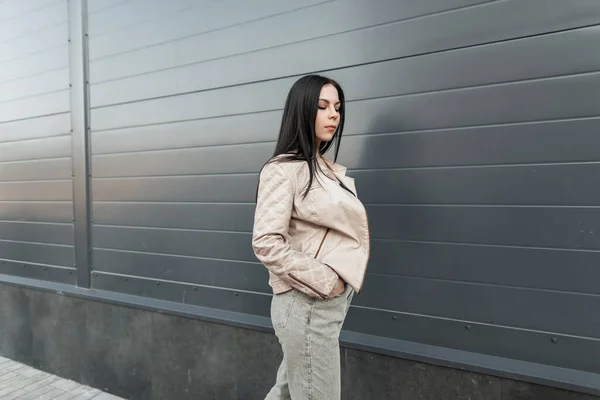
left=92, top=271, right=273, bottom=317
left=0, top=259, right=75, bottom=284
left=366, top=205, right=600, bottom=250
left=0, top=0, right=66, bottom=43
left=88, top=0, right=600, bottom=86
left=0, top=0, right=57, bottom=23
left=88, top=0, right=496, bottom=82
left=0, top=114, right=70, bottom=142
left=0, top=23, right=67, bottom=63
left=368, top=240, right=600, bottom=295
left=0, top=221, right=74, bottom=245
left=93, top=248, right=270, bottom=293
left=89, top=0, right=331, bottom=58
left=87, top=0, right=203, bottom=38
left=0, top=201, right=73, bottom=223
left=0, top=180, right=72, bottom=201
left=343, top=308, right=600, bottom=378
left=87, top=0, right=127, bottom=15
left=92, top=225, right=254, bottom=261
left=90, top=71, right=600, bottom=131
left=0, top=75, right=70, bottom=103
left=0, top=135, right=71, bottom=163
left=90, top=19, right=600, bottom=107
left=0, top=45, right=69, bottom=83
left=356, top=275, right=600, bottom=339
left=91, top=112, right=599, bottom=158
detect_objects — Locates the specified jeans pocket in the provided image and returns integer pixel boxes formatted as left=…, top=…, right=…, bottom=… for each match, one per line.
left=271, top=289, right=299, bottom=329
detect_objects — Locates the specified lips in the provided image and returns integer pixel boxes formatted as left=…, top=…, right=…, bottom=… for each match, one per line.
left=325, top=125, right=337, bottom=130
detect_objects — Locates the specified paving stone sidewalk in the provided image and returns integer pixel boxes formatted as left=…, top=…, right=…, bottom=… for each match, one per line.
left=0, top=356, right=125, bottom=400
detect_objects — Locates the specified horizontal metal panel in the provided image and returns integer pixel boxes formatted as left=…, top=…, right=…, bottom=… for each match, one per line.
left=89, top=0, right=490, bottom=82
left=91, top=20, right=600, bottom=107
left=0, top=240, right=73, bottom=266
left=0, top=22, right=67, bottom=63
left=96, top=143, right=600, bottom=198
left=90, top=75, right=288, bottom=131
left=0, top=0, right=56, bottom=23
left=0, top=259, right=75, bottom=284
left=93, top=175, right=258, bottom=203
left=92, top=111, right=280, bottom=154
left=92, top=116, right=600, bottom=167
left=0, top=0, right=66, bottom=43
left=0, top=113, right=70, bottom=142
left=87, top=0, right=126, bottom=14
left=93, top=226, right=254, bottom=262
left=340, top=118, right=600, bottom=169
left=0, top=135, right=71, bottom=163
left=88, top=0, right=202, bottom=37
left=355, top=163, right=600, bottom=206
left=92, top=160, right=600, bottom=206
left=90, top=70, right=600, bottom=132
left=0, top=181, right=72, bottom=201
left=0, top=68, right=69, bottom=102
left=0, top=158, right=71, bottom=181
left=0, top=45, right=68, bottom=83
left=344, top=307, right=600, bottom=375
left=367, top=205, right=600, bottom=250
left=89, top=0, right=328, bottom=58
left=0, top=201, right=73, bottom=223
left=94, top=203, right=600, bottom=295
left=369, top=240, right=600, bottom=296
left=93, top=249, right=270, bottom=293
left=0, top=90, right=70, bottom=123
left=93, top=203, right=254, bottom=232
left=92, top=142, right=272, bottom=177
left=0, top=221, right=73, bottom=245
left=92, top=272, right=272, bottom=318
left=344, top=73, right=600, bottom=136
left=355, top=275, right=600, bottom=339
left=93, top=201, right=600, bottom=250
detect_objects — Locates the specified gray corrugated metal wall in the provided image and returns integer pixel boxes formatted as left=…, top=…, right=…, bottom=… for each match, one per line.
left=2, top=0, right=600, bottom=394
left=0, top=0, right=76, bottom=283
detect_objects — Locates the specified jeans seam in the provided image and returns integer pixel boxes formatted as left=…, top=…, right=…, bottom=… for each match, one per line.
left=306, top=299, right=315, bottom=400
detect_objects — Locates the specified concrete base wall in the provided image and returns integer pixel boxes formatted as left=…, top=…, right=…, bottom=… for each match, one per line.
left=0, top=283, right=597, bottom=400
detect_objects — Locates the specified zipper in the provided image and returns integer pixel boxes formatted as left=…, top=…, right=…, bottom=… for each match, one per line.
left=289, top=273, right=327, bottom=299
left=290, top=227, right=331, bottom=299
left=314, top=228, right=330, bottom=259
left=355, top=206, right=370, bottom=294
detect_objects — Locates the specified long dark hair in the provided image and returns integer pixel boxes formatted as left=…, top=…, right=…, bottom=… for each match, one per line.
left=267, top=74, right=346, bottom=197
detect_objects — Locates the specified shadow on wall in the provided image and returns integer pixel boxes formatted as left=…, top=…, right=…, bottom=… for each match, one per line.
left=338, top=107, right=433, bottom=293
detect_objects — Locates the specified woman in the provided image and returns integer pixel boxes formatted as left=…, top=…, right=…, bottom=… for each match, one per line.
left=252, top=74, right=370, bottom=399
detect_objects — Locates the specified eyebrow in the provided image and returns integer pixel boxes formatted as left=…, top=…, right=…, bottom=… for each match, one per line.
left=318, top=98, right=341, bottom=105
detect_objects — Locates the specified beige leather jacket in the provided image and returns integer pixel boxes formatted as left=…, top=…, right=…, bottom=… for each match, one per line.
left=252, top=155, right=370, bottom=299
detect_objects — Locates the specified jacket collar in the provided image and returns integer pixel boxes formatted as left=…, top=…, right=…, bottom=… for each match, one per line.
left=318, top=155, right=347, bottom=178
left=276, top=151, right=347, bottom=177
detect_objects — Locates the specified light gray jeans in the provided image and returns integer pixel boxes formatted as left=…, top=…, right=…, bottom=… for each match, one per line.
left=265, top=284, right=354, bottom=400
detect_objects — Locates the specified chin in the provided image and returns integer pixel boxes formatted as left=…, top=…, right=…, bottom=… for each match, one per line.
left=317, top=133, right=336, bottom=143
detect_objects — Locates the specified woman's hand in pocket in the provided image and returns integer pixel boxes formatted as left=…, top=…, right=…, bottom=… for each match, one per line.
left=330, top=276, right=346, bottom=297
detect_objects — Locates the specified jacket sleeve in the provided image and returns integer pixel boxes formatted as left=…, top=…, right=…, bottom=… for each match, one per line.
left=252, top=162, right=339, bottom=299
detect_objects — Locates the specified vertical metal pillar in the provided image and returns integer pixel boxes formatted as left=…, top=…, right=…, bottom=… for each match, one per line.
left=68, top=0, right=92, bottom=288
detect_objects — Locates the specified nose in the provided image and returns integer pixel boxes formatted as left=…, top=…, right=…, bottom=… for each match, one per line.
left=329, top=107, right=338, bottom=119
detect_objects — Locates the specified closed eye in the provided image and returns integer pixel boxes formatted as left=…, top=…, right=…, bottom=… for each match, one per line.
left=318, top=106, right=341, bottom=112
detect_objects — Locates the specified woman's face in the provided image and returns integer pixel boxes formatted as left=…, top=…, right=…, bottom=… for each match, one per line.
left=315, top=83, right=341, bottom=147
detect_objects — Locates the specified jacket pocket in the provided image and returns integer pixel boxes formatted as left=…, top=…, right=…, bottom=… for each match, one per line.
left=288, top=273, right=328, bottom=299
left=270, top=289, right=299, bottom=329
